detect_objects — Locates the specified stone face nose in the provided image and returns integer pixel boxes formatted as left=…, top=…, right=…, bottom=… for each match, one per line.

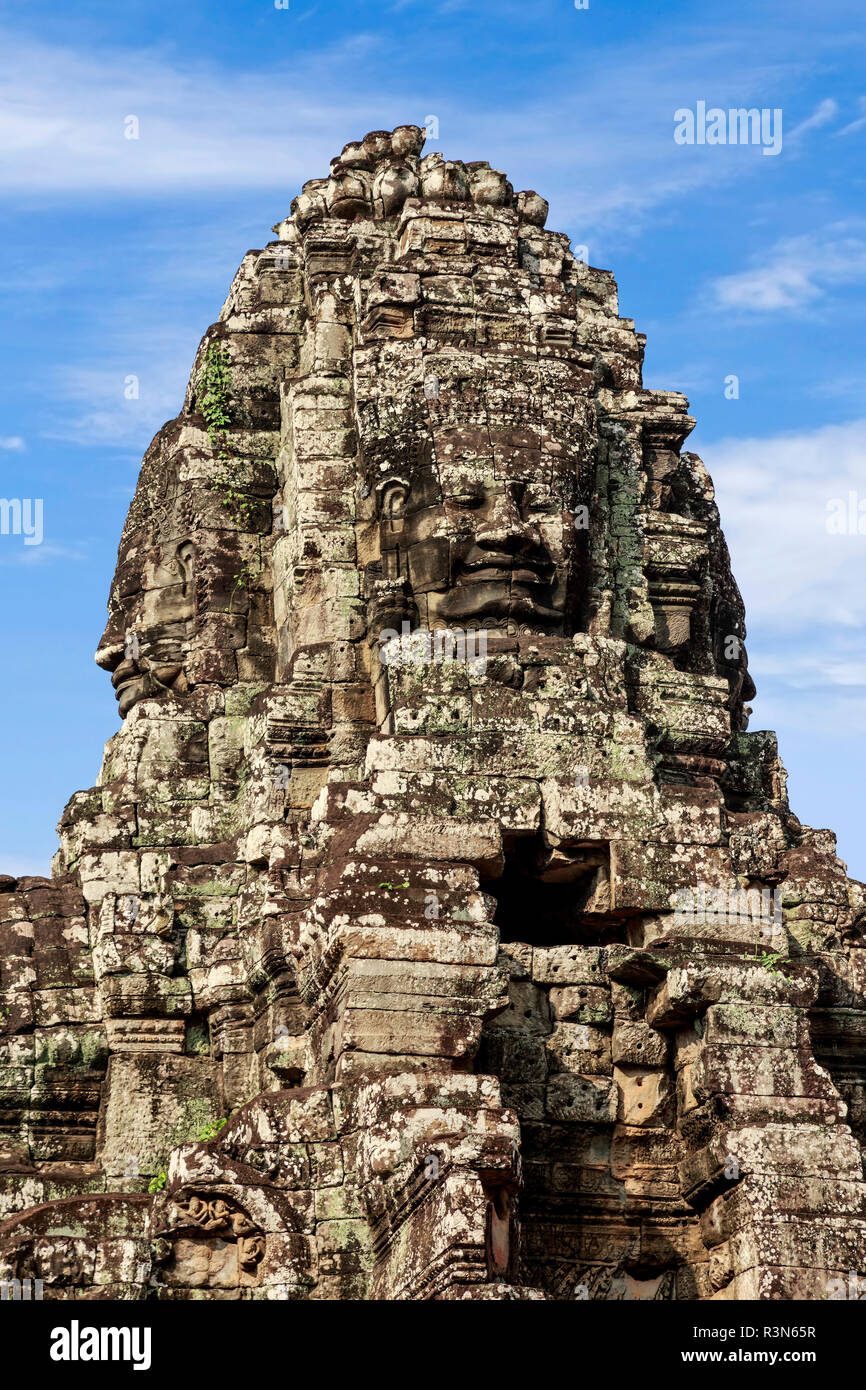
left=94, top=624, right=125, bottom=673
left=476, top=489, right=542, bottom=555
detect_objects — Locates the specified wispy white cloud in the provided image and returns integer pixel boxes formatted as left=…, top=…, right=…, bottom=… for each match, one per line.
left=0, top=542, right=87, bottom=567
left=700, top=416, right=866, bottom=639
left=0, top=436, right=25, bottom=451
left=809, top=370, right=866, bottom=400
left=751, top=651, right=866, bottom=686
left=0, top=28, right=383, bottom=197
left=45, top=360, right=188, bottom=449
left=837, top=96, right=866, bottom=137
left=788, top=98, right=839, bottom=141
left=708, top=225, right=866, bottom=312
left=0, top=20, right=841, bottom=245
left=698, top=418, right=866, bottom=734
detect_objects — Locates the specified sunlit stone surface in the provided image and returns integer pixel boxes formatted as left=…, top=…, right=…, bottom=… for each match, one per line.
left=1, top=127, right=864, bottom=1301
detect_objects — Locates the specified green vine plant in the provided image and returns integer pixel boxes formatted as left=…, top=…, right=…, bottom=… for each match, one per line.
left=228, top=557, right=261, bottom=617
left=197, top=342, right=262, bottom=606
left=198, top=342, right=233, bottom=450
left=197, top=1117, right=228, bottom=1143
left=754, top=947, right=789, bottom=978
left=145, top=1116, right=229, bottom=1195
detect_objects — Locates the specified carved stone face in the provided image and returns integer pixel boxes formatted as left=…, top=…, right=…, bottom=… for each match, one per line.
left=372, top=457, right=578, bottom=634
left=96, top=540, right=196, bottom=717
left=357, top=342, right=593, bottom=643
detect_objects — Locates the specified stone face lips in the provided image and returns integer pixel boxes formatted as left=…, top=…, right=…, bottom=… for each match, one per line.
left=1, top=125, right=865, bottom=1301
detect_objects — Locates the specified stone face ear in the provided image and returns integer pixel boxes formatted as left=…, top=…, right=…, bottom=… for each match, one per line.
left=378, top=480, right=410, bottom=525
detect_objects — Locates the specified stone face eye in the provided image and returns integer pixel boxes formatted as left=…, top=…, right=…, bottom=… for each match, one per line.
left=450, top=492, right=483, bottom=509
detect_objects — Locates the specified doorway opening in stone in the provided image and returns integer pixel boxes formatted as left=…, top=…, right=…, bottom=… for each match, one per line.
left=478, top=837, right=677, bottom=1298
left=487, top=834, right=630, bottom=947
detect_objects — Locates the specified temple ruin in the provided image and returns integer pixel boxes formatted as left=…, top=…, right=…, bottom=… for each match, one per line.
left=1, top=125, right=864, bottom=1300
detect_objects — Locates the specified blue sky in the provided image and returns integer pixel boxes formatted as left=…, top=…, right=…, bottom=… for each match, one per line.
left=1, top=0, right=865, bottom=879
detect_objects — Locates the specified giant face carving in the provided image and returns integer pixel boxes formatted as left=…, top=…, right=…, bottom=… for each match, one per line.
left=362, top=370, right=589, bottom=640
left=96, top=540, right=196, bottom=717
left=374, top=466, right=573, bottom=632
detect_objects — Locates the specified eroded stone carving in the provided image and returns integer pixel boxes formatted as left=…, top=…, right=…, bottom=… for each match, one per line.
left=0, top=125, right=864, bottom=1302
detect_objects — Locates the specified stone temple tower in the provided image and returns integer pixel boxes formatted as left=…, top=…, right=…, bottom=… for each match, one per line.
left=1, top=125, right=864, bottom=1301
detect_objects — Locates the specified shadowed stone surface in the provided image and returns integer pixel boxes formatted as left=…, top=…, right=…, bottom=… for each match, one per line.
left=1, top=126, right=864, bottom=1301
